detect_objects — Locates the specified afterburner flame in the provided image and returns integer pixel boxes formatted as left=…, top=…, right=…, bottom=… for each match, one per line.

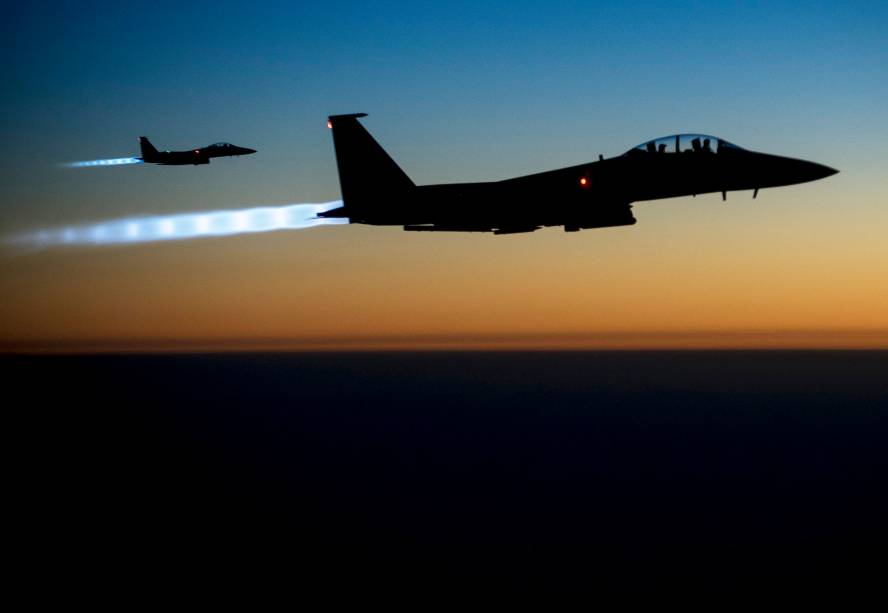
left=6, top=201, right=348, bottom=250
left=64, top=157, right=144, bottom=168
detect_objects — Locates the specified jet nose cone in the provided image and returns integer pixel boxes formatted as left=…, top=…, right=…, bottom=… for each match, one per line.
left=820, top=164, right=838, bottom=178
left=808, top=161, right=838, bottom=181
left=244, top=148, right=257, bottom=155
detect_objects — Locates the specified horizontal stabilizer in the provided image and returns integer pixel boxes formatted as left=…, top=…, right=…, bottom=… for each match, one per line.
left=317, top=206, right=349, bottom=218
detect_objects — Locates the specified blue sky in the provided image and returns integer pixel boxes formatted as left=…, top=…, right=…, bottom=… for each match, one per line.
left=5, top=2, right=885, bottom=194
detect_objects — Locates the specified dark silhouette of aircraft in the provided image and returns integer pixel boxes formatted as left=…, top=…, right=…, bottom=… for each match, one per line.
left=320, top=113, right=837, bottom=233
left=138, top=137, right=256, bottom=165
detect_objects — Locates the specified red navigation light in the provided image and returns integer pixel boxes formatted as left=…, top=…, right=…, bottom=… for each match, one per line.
left=327, top=120, right=333, bottom=129
left=579, top=177, right=588, bottom=186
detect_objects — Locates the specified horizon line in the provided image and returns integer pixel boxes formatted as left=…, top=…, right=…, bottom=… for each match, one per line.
left=5, top=328, right=888, bottom=354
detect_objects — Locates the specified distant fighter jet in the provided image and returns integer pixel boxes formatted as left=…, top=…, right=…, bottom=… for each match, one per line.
left=320, top=113, right=837, bottom=233
left=138, top=137, right=256, bottom=165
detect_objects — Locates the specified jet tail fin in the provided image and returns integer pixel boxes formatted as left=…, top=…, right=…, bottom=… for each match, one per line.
left=139, top=136, right=158, bottom=161
left=327, top=114, right=414, bottom=212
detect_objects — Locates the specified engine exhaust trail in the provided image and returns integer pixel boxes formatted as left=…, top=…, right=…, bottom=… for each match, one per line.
left=64, top=157, right=145, bottom=168
left=6, top=201, right=348, bottom=250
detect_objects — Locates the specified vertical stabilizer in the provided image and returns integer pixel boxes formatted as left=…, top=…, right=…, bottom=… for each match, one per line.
left=327, top=114, right=414, bottom=211
left=139, top=136, right=159, bottom=162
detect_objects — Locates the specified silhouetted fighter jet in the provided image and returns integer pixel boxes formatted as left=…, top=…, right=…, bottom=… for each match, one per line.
left=138, top=137, right=256, bottom=165
left=320, top=113, right=837, bottom=234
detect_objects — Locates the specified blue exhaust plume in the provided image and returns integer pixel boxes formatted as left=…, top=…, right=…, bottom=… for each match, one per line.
left=7, top=201, right=348, bottom=250
left=64, top=157, right=144, bottom=168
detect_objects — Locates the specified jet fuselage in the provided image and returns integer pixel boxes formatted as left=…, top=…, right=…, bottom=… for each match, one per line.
left=138, top=137, right=257, bottom=166
left=321, top=115, right=837, bottom=234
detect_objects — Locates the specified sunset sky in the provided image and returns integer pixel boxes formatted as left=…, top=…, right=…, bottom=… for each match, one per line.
left=2, top=1, right=887, bottom=350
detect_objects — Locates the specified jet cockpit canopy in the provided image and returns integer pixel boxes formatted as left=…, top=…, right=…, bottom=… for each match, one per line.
left=626, top=134, right=743, bottom=155
left=210, top=142, right=234, bottom=148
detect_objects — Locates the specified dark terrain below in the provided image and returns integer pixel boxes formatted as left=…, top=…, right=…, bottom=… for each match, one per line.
left=8, top=351, right=887, bottom=587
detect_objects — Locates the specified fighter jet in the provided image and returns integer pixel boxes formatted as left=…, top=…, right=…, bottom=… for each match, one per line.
left=138, top=137, right=257, bottom=165
left=320, top=113, right=837, bottom=233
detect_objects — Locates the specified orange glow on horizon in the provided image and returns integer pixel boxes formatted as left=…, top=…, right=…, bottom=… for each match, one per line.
left=2, top=170, right=885, bottom=352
